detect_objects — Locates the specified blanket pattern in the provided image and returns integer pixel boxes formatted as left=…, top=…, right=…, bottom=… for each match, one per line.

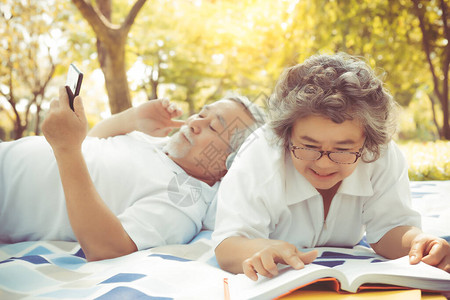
left=0, top=181, right=449, bottom=299
left=0, top=231, right=222, bottom=299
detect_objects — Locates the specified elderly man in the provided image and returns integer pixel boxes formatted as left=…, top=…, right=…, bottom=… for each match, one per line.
left=0, top=87, right=265, bottom=261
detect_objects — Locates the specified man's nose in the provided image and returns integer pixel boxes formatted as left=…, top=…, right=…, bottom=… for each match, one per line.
left=188, top=117, right=206, bottom=134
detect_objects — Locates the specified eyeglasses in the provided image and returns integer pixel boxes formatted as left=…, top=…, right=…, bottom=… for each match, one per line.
left=289, top=142, right=363, bottom=164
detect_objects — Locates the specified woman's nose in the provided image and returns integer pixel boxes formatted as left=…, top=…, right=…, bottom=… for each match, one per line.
left=314, top=152, right=335, bottom=168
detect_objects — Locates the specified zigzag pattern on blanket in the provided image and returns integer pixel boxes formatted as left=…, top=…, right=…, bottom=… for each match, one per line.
left=0, top=231, right=219, bottom=299
left=0, top=181, right=449, bottom=299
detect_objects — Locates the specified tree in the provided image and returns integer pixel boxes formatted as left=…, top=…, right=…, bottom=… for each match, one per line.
left=129, top=0, right=291, bottom=114
left=0, top=1, right=61, bottom=139
left=129, top=0, right=238, bottom=114
left=412, top=0, right=450, bottom=139
left=127, top=1, right=179, bottom=103
left=71, top=0, right=147, bottom=114
left=279, top=0, right=447, bottom=139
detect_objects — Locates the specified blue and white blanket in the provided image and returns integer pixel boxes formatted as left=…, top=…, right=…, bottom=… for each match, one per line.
left=1, top=181, right=449, bottom=299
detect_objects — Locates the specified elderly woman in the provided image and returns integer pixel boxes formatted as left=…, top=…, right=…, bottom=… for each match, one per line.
left=213, top=53, right=450, bottom=280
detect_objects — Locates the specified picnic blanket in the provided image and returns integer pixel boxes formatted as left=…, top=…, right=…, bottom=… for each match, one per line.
left=1, top=181, right=449, bottom=299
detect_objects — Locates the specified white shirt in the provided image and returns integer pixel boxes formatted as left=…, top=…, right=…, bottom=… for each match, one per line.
left=0, top=133, right=218, bottom=250
left=213, top=126, right=421, bottom=249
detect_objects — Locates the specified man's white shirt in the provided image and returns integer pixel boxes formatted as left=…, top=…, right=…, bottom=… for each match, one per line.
left=0, top=132, right=218, bottom=249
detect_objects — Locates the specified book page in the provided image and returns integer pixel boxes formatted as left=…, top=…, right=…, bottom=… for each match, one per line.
left=337, top=256, right=450, bottom=292
left=280, top=289, right=422, bottom=300
left=228, top=247, right=450, bottom=299
left=228, top=247, right=379, bottom=299
left=229, top=263, right=345, bottom=300
left=302, top=248, right=450, bottom=292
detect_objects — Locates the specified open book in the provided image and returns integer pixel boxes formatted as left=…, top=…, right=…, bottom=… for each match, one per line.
left=227, top=246, right=450, bottom=300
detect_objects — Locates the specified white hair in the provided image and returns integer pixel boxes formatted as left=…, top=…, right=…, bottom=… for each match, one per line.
left=222, top=94, right=267, bottom=168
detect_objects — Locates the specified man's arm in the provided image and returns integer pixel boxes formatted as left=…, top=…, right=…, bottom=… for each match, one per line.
left=215, top=236, right=317, bottom=281
left=88, top=99, right=184, bottom=138
left=371, top=225, right=450, bottom=272
left=42, top=87, right=137, bottom=261
left=87, top=108, right=135, bottom=138
left=54, top=147, right=137, bottom=260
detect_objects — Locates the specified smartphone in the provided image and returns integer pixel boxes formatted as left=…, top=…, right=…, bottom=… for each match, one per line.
left=65, top=64, right=83, bottom=111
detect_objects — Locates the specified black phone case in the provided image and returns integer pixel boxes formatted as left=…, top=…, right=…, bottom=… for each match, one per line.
left=66, top=64, right=83, bottom=111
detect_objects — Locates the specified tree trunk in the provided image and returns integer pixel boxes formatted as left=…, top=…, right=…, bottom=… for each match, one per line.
left=439, top=0, right=450, bottom=139
left=150, top=76, right=158, bottom=100
left=71, top=0, right=147, bottom=114
left=94, top=0, right=131, bottom=113
left=99, top=36, right=131, bottom=113
left=412, top=0, right=450, bottom=140
left=427, top=93, right=443, bottom=137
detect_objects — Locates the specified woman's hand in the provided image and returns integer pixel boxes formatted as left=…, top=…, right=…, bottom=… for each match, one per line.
left=409, top=233, right=450, bottom=272
left=242, top=240, right=318, bottom=281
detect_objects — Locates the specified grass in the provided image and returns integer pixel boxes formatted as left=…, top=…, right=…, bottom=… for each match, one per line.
left=398, top=140, right=450, bottom=181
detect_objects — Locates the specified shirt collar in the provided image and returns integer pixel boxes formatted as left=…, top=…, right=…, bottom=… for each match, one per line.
left=156, top=141, right=221, bottom=193
left=338, top=162, right=374, bottom=197
left=285, top=154, right=320, bottom=205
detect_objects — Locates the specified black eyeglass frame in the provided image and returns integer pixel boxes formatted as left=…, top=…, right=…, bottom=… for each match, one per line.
left=289, top=142, right=364, bottom=164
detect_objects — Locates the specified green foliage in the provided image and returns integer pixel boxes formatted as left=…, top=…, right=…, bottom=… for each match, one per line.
left=128, top=0, right=285, bottom=114
left=398, top=140, right=450, bottom=181
left=398, top=90, right=442, bottom=141
left=0, top=0, right=87, bottom=139
left=0, top=0, right=448, bottom=142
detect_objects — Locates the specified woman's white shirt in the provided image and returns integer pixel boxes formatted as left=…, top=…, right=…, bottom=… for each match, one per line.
left=212, top=126, right=421, bottom=249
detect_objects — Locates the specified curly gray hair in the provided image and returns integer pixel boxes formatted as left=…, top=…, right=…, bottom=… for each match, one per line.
left=223, top=94, right=267, bottom=168
left=267, top=53, right=398, bottom=162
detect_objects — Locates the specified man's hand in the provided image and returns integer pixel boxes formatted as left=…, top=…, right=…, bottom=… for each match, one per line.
left=42, top=86, right=88, bottom=152
left=409, top=233, right=450, bottom=272
left=134, top=99, right=185, bottom=137
left=88, top=98, right=184, bottom=138
left=42, top=87, right=137, bottom=261
left=242, top=240, right=318, bottom=281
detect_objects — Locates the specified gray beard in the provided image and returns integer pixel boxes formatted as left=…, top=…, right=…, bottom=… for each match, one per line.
left=163, top=126, right=192, bottom=159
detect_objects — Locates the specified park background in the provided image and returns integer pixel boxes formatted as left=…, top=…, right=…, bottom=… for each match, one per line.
left=0, top=0, right=448, bottom=180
